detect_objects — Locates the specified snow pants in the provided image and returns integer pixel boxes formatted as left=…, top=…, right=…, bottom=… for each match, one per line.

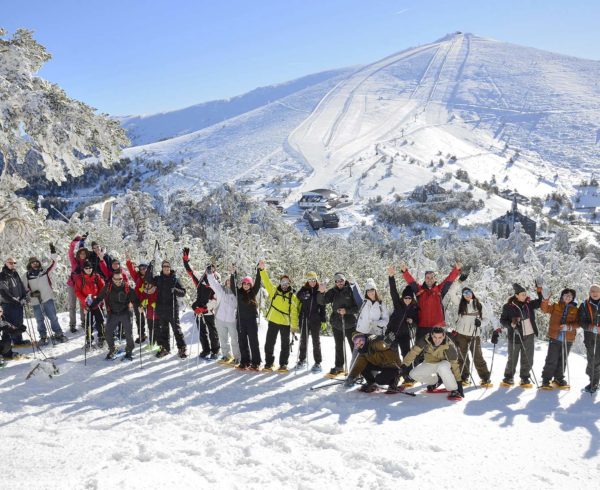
left=264, top=321, right=291, bottom=367
left=541, top=339, right=572, bottom=383
left=158, top=315, right=186, bottom=351
left=1, top=303, right=24, bottom=342
left=298, top=318, right=322, bottom=364
left=84, top=308, right=105, bottom=340
left=32, top=300, right=63, bottom=338
left=68, top=286, right=84, bottom=330
left=215, top=318, right=240, bottom=360
left=362, top=362, right=400, bottom=385
left=333, top=326, right=354, bottom=370
left=454, top=333, right=490, bottom=381
left=197, top=314, right=220, bottom=355
left=584, top=331, right=600, bottom=386
left=503, top=331, right=535, bottom=381
left=238, top=318, right=261, bottom=366
left=410, top=360, right=459, bottom=391
left=105, top=311, right=134, bottom=354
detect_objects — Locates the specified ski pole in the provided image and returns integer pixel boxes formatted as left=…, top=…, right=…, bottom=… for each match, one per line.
left=35, top=303, right=56, bottom=346
left=564, top=339, right=571, bottom=388
left=138, top=309, right=143, bottom=370
left=23, top=311, right=38, bottom=359
left=590, top=330, right=598, bottom=396
left=341, top=315, right=347, bottom=374
left=489, top=343, right=497, bottom=379
left=515, top=329, right=539, bottom=388
left=309, top=379, right=345, bottom=391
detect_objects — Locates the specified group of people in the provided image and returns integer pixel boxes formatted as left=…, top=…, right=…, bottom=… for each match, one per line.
left=1, top=235, right=599, bottom=397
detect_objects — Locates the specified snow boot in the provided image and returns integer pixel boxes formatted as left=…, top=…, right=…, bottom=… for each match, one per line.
left=97, top=337, right=105, bottom=349
left=359, top=382, right=378, bottom=393
left=402, top=376, right=416, bottom=388
left=520, top=378, right=533, bottom=389
left=263, top=363, right=274, bottom=372
left=500, top=378, right=514, bottom=387
left=39, top=336, right=49, bottom=346
left=156, top=348, right=169, bottom=358
left=199, top=350, right=210, bottom=359
left=276, top=365, right=288, bottom=373
left=294, top=360, right=307, bottom=370
left=327, top=366, right=345, bottom=378
left=480, top=378, right=493, bottom=388
left=123, top=352, right=134, bottom=361
left=249, top=363, right=261, bottom=371
left=53, top=333, right=68, bottom=343
left=135, top=336, right=147, bottom=344
left=105, top=349, right=116, bottom=360
left=583, top=384, right=598, bottom=394
left=426, top=376, right=443, bottom=392
left=70, top=325, right=78, bottom=334
left=385, top=376, right=404, bottom=394
left=540, top=379, right=553, bottom=390
left=311, top=363, right=322, bottom=373
left=448, top=390, right=464, bottom=400
left=178, top=347, right=188, bottom=359
left=209, top=353, right=219, bottom=360
left=552, top=379, right=570, bottom=390
left=461, top=377, right=471, bottom=387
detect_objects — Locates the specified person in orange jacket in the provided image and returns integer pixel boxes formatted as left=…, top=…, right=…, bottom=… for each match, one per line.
left=539, top=288, right=579, bottom=389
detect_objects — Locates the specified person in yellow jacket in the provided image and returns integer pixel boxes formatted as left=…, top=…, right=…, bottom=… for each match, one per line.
left=259, top=260, right=300, bottom=372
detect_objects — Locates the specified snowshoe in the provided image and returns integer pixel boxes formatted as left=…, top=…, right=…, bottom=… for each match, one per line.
left=236, top=363, right=250, bottom=371
left=583, top=384, right=598, bottom=394
left=122, top=352, right=134, bottom=362
left=552, top=379, right=570, bottom=390
left=500, top=378, right=514, bottom=387
left=294, top=360, right=307, bottom=370
left=217, top=355, right=234, bottom=365
left=447, top=390, right=464, bottom=401
left=156, top=348, right=169, bottom=358
left=461, top=378, right=471, bottom=387
left=248, top=363, right=261, bottom=371
left=359, top=383, right=378, bottom=393
left=480, top=379, right=493, bottom=388
left=178, top=348, right=188, bottom=359
left=423, top=387, right=450, bottom=394
left=12, top=340, right=32, bottom=348
left=4, top=352, right=30, bottom=361
left=53, top=334, right=68, bottom=343
left=325, top=367, right=346, bottom=378
left=401, top=376, right=416, bottom=388
left=520, top=378, right=533, bottom=389
left=540, top=381, right=554, bottom=391
left=263, top=363, right=274, bottom=372
left=208, top=353, right=219, bottom=360
left=311, top=363, right=322, bottom=373
left=199, top=351, right=211, bottom=360
left=276, top=365, right=288, bottom=373
left=426, top=376, right=443, bottom=392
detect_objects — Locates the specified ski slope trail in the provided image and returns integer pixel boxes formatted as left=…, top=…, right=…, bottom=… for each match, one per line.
left=1, top=312, right=599, bottom=488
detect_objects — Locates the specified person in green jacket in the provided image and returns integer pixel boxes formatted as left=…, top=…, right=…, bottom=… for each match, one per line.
left=259, top=260, right=300, bottom=372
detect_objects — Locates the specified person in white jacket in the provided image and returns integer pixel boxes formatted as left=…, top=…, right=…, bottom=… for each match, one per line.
left=448, top=285, right=492, bottom=387
left=25, top=244, right=68, bottom=344
left=206, top=271, right=240, bottom=364
left=355, top=278, right=390, bottom=336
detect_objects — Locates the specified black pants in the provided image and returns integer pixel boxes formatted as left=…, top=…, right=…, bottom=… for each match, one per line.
left=198, top=314, right=220, bottom=355
left=146, top=317, right=158, bottom=344
left=504, top=332, right=535, bottom=380
left=85, top=308, right=105, bottom=340
left=2, top=303, right=24, bottom=342
left=158, top=316, right=186, bottom=351
left=584, top=331, right=600, bottom=386
left=416, top=327, right=434, bottom=340
left=298, top=319, right=322, bottom=364
left=362, top=362, right=400, bottom=385
left=238, top=318, right=261, bottom=365
left=264, top=321, right=291, bottom=367
left=134, top=307, right=146, bottom=338
left=105, top=312, right=134, bottom=354
left=397, top=335, right=412, bottom=359
left=541, top=339, right=572, bottom=382
left=1, top=332, right=12, bottom=357
left=333, top=327, right=354, bottom=369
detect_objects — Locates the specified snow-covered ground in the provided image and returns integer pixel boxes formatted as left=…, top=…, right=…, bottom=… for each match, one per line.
left=2, top=311, right=599, bottom=489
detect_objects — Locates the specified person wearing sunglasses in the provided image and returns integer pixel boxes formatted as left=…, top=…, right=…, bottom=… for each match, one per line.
left=75, top=260, right=106, bottom=348
left=0, top=257, right=29, bottom=345
left=260, top=260, right=300, bottom=372
left=88, top=270, right=139, bottom=360
left=67, top=233, right=90, bottom=333
left=318, top=272, right=359, bottom=377
left=144, top=260, right=187, bottom=359
left=386, top=265, right=419, bottom=359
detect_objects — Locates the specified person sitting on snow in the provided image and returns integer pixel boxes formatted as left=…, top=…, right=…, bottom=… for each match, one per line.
left=400, top=327, right=464, bottom=399
left=0, top=305, right=27, bottom=361
left=344, top=332, right=404, bottom=393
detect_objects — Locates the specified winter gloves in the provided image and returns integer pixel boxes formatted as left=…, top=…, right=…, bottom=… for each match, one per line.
left=49, top=243, right=56, bottom=254
left=491, top=329, right=501, bottom=344
left=182, top=247, right=190, bottom=262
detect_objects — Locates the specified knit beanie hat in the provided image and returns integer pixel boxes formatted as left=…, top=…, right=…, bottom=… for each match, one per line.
left=513, top=283, right=526, bottom=295
left=306, top=271, right=318, bottom=281
left=364, top=278, right=377, bottom=291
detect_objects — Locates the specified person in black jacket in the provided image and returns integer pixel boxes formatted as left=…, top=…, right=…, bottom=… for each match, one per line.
left=318, top=272, right=359, bottom=376
left=498, top=283, right=543, bottom=387
left=182, top=248, right=220, bottom=359
left=1, top=305, right=27, bottom=360
left=295, top=272, right=326, bottom=372
left=387, top=266, right=419, bottom=358
left=0, top=257, right=29, bottom=345
left=230, top=265, right=262, bottom=370
left=145, top=260, right=187, bottom=359
left=578, top=284, right=600, bottom=393
left=89, top=270, right=139, bottom=360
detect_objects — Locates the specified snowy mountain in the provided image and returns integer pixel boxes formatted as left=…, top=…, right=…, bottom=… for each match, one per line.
left=118, top=68, right=354, bottom=146
left=122, top=33, right=600, bottom=232
left=4, top=311, right=600, bottom=488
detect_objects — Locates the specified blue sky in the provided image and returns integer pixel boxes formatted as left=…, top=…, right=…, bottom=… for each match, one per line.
left=3, top=0, right=599, bottom=115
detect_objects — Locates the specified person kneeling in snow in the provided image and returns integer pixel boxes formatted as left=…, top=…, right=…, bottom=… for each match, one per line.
left=400, top=327, right=464, bottom=399
left=344, top=332, right=403, bottom=393
left=0, top=305, right=27, bottom=361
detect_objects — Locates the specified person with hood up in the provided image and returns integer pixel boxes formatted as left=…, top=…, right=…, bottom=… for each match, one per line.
left=355, top=278, right=389, bottom=336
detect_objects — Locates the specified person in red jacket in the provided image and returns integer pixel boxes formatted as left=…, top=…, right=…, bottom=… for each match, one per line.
left=126, top=255, right=148, bottom=343
left=99, top=255, right=129, bottom=283
left=399, top=260, right=462, bottom=339
left=75, top=261, right=106, bottom=347
left=67, top=234, right=89, bottom=333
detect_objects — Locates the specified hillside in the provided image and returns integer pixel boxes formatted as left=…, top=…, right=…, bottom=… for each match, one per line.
left=120, top=33, right=600, bottom=237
